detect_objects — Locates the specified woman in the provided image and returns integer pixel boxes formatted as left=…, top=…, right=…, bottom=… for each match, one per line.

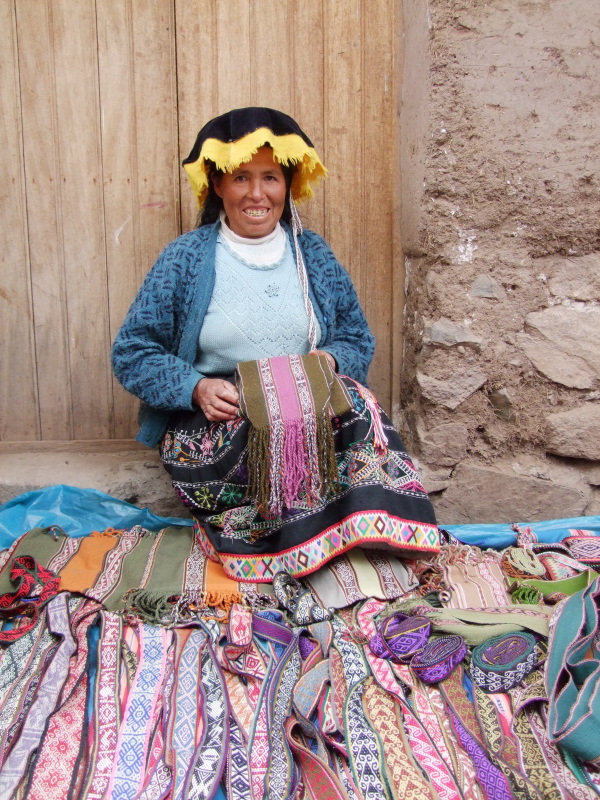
left=112, top=107, right=438, bottom=581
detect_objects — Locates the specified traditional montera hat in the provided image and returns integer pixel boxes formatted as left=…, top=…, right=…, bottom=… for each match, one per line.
left=182, top=107, right=327, bottom=208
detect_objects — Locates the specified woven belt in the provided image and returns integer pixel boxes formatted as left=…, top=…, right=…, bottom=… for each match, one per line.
left=410, top=635, right=466, bottom=684
left=368, top=612, right=431, bottom=662
left=547, top=575, right=600, bottom=763
left=470, top=632, right=538, bottom=692
left=0, top=556, right=59, bottom=642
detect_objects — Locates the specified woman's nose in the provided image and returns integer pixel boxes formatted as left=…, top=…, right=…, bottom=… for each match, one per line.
left=247, top=178, right=264, bottom=200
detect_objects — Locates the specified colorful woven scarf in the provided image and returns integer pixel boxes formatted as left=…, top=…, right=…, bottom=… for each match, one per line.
left=236, top=353, right=352, bottom=515
left=470, top=633, right=539, bottom=693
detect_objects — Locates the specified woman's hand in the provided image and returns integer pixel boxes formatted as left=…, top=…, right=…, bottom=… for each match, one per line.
left=310, top=350, right=337, bottom=371
left=193, top=378, right=239, bottom=422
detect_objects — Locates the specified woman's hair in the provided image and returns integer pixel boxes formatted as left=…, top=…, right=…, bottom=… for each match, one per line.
left=197, top=155, right=295, bottom=228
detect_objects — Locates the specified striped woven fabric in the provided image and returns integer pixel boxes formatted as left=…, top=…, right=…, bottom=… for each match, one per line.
left=236, top=353, right=352, bottom=515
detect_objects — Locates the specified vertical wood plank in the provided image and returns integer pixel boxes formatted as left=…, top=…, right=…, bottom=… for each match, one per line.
left=249, top=0, right=292, bottom=112
left=323, top=0, right=363, bottom=288
left=132, top=0, right=180, bottom=275
left=216, top=1, right=251, bottom=112
left=51, top=0, right=111, bottom=439
left=97, top=0, right=139, bottom=438
left=16, top=0, right=73, bottom=439
left=0, top=0, right=39, bottom=440
left=292, top=0, right=326, bottom=236
left=362, top=0, right=395, bottom=408
left=175, top=0, right=219, bottom=233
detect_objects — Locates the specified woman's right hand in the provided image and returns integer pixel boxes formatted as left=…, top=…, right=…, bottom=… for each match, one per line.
left=193, top=378, right=240, bottom=422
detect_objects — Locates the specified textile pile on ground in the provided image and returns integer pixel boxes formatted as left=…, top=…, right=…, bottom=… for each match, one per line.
left=1, top=494, right=600, bottom=800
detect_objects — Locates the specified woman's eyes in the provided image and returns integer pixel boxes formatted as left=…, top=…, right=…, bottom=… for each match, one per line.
left=231, top=173, right=280, bottom=183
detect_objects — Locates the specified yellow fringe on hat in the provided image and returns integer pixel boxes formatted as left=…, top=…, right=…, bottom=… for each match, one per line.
left=183, top=127, right=327, bottom=208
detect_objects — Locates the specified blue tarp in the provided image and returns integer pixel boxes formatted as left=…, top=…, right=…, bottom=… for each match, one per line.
left=0, top=483, right=598, bottom=553
left=443, top=516, right=600, bottom=550
left=0, top=485, right=192, bottom=549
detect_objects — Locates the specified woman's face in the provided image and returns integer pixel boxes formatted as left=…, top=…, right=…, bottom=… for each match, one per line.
left=213, top=147, right=287, bottom=238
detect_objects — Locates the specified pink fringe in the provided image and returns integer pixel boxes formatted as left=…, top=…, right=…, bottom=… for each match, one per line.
left=281, top=419, right=309, bottom=510
left=356, top=384, right=388, bottom=455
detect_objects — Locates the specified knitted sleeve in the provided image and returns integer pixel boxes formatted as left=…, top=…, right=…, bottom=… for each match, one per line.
left=300, top=231, right=375, bottom=385
left=111, top=235, right=206, bottom=410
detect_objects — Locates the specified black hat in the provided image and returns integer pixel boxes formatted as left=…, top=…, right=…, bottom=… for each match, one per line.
left=183, top=107, right=327, bottom=207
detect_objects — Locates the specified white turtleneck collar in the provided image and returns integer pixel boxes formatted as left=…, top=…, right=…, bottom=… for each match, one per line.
left=218, top=211, right=287, bottom=265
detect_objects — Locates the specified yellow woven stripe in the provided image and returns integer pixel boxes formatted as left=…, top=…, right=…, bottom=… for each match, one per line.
left=183, top=128, right=327, bottom=207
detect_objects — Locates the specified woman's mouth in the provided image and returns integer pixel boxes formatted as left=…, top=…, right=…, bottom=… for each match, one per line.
left=244, top=208, right=269, bottom=218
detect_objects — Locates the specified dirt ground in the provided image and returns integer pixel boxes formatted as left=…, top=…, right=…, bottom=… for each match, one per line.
left=400, top=0, right=600, bottom=523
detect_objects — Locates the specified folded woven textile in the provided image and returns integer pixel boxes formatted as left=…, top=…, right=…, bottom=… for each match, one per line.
left=236, top=353, right=353, bottom=514
left=0, top=525, right=243, bottom=620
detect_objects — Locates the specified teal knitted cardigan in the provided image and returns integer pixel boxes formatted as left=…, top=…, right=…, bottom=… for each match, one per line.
left=112, top=221, right=375, bottom=447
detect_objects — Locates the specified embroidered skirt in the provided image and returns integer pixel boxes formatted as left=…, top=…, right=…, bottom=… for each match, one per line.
left=160, top=377, right=439, bottom=581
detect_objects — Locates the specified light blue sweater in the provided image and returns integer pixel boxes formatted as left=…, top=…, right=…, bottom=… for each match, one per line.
left=195, top=237, right=319, bottom=376
left=112, top=221, right=375, bottom=447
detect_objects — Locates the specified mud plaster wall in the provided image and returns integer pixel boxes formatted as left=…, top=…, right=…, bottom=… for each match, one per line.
left=400, top=0, right=600, bottom=524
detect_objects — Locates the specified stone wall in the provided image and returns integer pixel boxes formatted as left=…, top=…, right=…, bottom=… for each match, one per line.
left=400, top=0, right=600, bottom=523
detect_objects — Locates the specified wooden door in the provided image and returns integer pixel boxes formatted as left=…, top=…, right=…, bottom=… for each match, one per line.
left=0, top=0, right=402, bottom=443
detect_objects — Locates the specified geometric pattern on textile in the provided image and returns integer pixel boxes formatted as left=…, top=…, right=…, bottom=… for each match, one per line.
left=172, top=629, right=205, bottom=800
left=362, top=676, right=437, bottom=800
left=0, top=613, right=55, bottom=767
left=0, top=593, right=75, bottom=800
left=216, top=514, right=439, bottom=582
left=184, top=637, right=228, bottom=800
left=344, top=679, right=393, bottom=800
left=83, top=613, right=123, bottom=800
left=25, top=601, right=98, bottom=800
left=447, top=707, right=513, bottom=800
left=227, top=715, right=252, bottom=800
left=106, top=625, right=169, bottom=800
left=264, top=638, right=302, bottom=800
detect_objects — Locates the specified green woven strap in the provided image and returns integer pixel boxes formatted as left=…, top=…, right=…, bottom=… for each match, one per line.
left=517, top=569, right=599, bottom=598
left=546, top=576, right=600, bottom=763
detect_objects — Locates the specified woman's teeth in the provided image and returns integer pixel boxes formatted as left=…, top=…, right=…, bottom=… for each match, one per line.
left=245, top=209, right=268, bottom=217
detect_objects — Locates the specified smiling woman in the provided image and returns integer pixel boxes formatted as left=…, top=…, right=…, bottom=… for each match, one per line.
left=212, top=148, right=287, bottom=239
left=112, top=107, right=439, bottom=580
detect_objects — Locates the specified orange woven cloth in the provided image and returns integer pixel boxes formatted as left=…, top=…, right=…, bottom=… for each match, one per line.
left=2, top=525, right=242, bottom=620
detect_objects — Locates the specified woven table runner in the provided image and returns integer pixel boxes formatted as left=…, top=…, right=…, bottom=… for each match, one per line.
left=81, top=612, right=123, bottom=800
left=354, top=598, right=463, bottom=800
left=105, top=624, right=172, bottom=800
left=184, top=633, right=229, bottom=800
